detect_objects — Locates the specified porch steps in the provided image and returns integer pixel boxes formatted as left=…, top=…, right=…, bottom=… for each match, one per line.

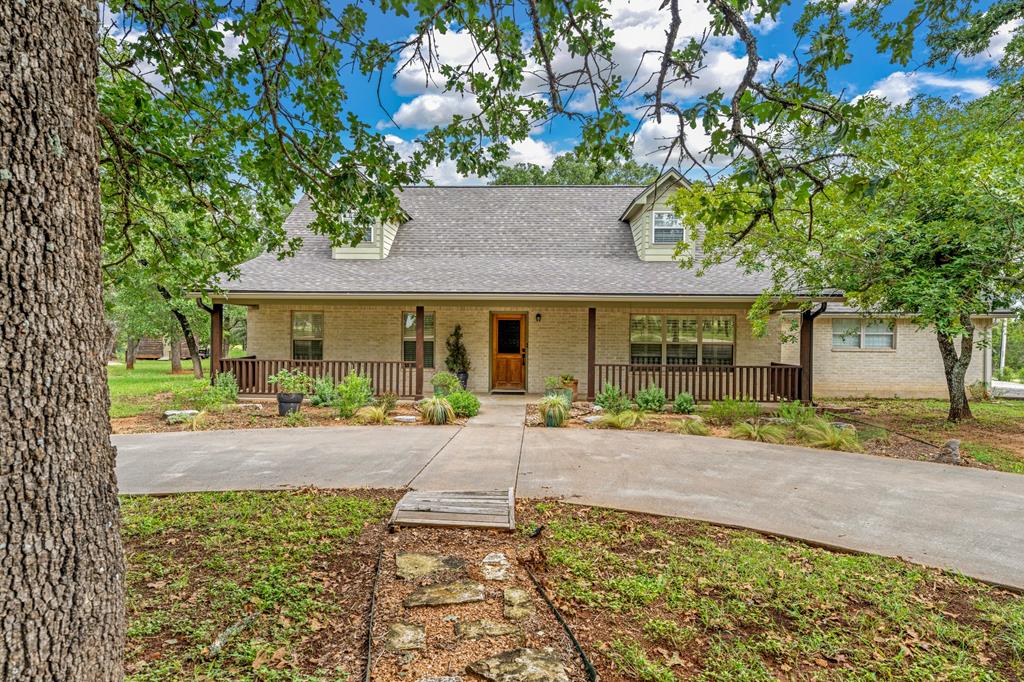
left=389, top=488, right=515, bottom=530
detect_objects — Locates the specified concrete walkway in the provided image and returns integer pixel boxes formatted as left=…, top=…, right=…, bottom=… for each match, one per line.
left=993, top=379, right=1024, bottom=399
left=113, top=397, right=1024, bottom=589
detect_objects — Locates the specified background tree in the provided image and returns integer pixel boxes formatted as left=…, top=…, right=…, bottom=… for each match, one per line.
left=490, top=151, right=659, bottom=185
left=678, top=90, right=1024, bottom=421
left=105, top=281, right=208, bottom=374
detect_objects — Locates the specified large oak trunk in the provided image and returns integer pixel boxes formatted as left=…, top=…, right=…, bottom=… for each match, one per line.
left=937, top=315, right=976, bottom=423
left=1, top=1, right=125, bottom=679
left=170, top=338, right=184, bottom=373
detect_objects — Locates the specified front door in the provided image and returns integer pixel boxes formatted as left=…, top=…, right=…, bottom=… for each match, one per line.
left=491, top=314, right=526, bottom=391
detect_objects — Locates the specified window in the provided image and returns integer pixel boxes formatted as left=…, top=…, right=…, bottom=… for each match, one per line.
left=340, top=210, right=374, bottom=244
left=402, top=311, right=435, bottom=368
left=831, top=318, right=895, bottom=349
left=652, top=211, right=685, bottom=245
left=630, top=314, right=734, bottom=365
left=292, top=312, right=323, bottom=360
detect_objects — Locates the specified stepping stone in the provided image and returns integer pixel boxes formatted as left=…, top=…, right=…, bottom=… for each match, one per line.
left=404, top=580, right=485, bottom=607
left=502, top=588, right=535, bottom=620
left=481, top=552, right=511, bottom=580
left=396, top=552, right=465, bottom=580
left=467, top=648, right=569, bottom=682
left=386, top=623, right=425, bottom=651
left=455, top=619, right=520, bottom=640
left=418, top=678, right=462, bottom=682
left=394, top=415, right=418, bottom=423
left=582, top=415, right=602, bottom=424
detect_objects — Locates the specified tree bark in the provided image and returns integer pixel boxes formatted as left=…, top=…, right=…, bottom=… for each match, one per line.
left=937, top=315, right=976, bottom=422
left=156, top=286, right=203, bottom=379
left=169, top=338, right=183, bottom=374
left=1, top=1, right=125, bottom=679
left=125, top=338, right=139, bottom=370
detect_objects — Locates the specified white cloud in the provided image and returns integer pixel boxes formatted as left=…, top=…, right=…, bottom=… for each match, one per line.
left=506, top=137, right=556, bottom=167
left=863, top=71, right=993, bottom=105
left=390, top=93, right=481, bottom=128
left=393, top=31, right=491, bottom=96
left=965, top=19, right=1022, bottom=65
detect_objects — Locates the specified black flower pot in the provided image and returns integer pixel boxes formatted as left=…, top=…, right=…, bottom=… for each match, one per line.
left=277, top=392, right=304, bottom=416
left=456, top=371, right=469, bottom=389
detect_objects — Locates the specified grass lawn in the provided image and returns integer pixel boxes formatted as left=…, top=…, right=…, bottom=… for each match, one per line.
left=831, top=398, right=1024, bottom=474
left=123, top=491, right=1024, bottom=681
left=108, top=359, right=210, bottom=418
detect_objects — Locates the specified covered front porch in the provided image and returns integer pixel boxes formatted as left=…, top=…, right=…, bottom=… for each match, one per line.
left=208, top=300, right=821, bottom=402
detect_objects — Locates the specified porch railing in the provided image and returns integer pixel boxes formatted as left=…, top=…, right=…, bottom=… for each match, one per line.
left=593, top=363, right=802, bottom=402
left=218, top=357, right=418, bottom=397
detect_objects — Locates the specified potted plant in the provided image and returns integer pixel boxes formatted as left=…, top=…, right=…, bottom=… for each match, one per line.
left=445, top=324, right=471, bottom=388
left=267, top=368, right=312, bottom=416
left=544, top=375, right=572, bottom=403
left=560, top=373, right=579, bottom=401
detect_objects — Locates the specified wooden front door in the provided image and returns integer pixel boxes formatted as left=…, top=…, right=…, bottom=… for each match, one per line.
left=491, top=314, right=526, bottom=391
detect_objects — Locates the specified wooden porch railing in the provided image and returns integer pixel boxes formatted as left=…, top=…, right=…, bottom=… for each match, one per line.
left=593, top=363, right=802, bottom=402
left=218, top=357, right=418, bottom=397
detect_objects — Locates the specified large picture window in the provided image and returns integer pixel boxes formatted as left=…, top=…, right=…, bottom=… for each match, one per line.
left=402, top=311, right=435, bottom=368
left=831, top=318, right=895, bottom=349
left=292, top=312, right=323, bottom=360
left=630, top=314, right=734, bottom=365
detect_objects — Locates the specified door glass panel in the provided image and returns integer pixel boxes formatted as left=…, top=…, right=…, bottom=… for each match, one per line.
left=497, top=319, right=521, bottom=354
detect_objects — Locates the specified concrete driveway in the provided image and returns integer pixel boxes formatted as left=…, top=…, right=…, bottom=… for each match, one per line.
left=113, top=403, right=1024, bottom=589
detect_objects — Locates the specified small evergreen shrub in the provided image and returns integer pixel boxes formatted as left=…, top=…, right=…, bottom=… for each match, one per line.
left=308, top=375, right=338, bottom=407
left=335, top=371, right=373, bottom=418
left=675, top=418, right=709, bottom=436
left=374, top=391, right=399, bottom=414
left=538, top=394, right=570, bottom=427
left=444, top=325, right=471, bottom=376
left=419, top=396, right=455, bottom=424
left=706, top=397, right=761, bottom=425
left=595, top=384, right=632, bottom=414
left=776, top=400, right=815, bottom=425
left=730, top=421, right=787, bottom=443
left=213, top=371, right=239, bottom=402
left=634, top=385, right=666, bottom=412
left=431, top=371, right=462, bottom=397
left=447, top=389, right=481, bottom=417
left=672, top=392, right=696, bottom=414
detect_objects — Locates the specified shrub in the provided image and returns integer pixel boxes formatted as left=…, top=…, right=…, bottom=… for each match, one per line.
left=267, top=368, right=312, bottom=394
left=354, top=405, right=389, bottom=425
left=336, top=371, right=373, bottom=418
left=706, top=397, right=760, bottom=425
left=634, top=385, right=666, bottom=412
left=595, top=384, right=632, bottom=414
left=776, top=400, right=815, bottom=425
left=447, top=389, right=481, bottom=417
left=968, top=380, right=991, bottom=401
left=675, top=418, right=709, bottom=436
left=538, top=394, right=570, bottom=427
left=444, top=325, right=471, bottom=375
left=419, top=396, right=455, bottom=425
left=430, top=371, right=462, bottom=397
left=284, top=411, right=308, bottom=428
left=559, top=373, right=576, bottom=384
left=730, top=421, right=787, bottom=443
left=797, top=419, right=862, bottom=452
left=543, top=375, right=564, bottom=391
left=213, top=371, right=239, bottom=402
left=595, top=409, right=646, bottom=429
left=308, top=375, right=338, bottom=407
left=374, top=391, right=399, bottom=414
left=175, top=381, right=232, bottom=411
left=672, top=392, right=695, bottom=414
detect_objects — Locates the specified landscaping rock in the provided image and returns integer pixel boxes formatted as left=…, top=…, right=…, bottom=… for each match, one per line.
left=394, top=415, right=418, bottom=423
left=222, top=402, right=263, bottom=412
left=455, top=619, right=520, bottom=639
left=933, top=439, right=961, bottom=465
left=396, top=552, right=465, bottom=580
left=163, top=409, right=198, bottom=423
left=481, top=552, right=511, bottom=580
left=404, top=580, right=485, bottom=607
left=417, top=678, right=462, bottom=682
left=467, top=648, right=568, bottom=682
left=385, top=623, right=426, bottom=651
left=581, top=415, right=602, bottom=424
left=502, top=587, right=535, bottom=620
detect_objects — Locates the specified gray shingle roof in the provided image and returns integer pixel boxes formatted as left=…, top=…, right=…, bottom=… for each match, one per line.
left=220, top=185, right=776, bottom=297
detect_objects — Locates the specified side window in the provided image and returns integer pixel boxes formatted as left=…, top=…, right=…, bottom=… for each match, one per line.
left=292, top=312, right=323, bottom=360
left=402, top=312, right=435, bottom=368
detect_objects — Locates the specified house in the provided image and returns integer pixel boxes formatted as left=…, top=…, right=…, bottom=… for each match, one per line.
left=207, top=171, right=996, bottom=400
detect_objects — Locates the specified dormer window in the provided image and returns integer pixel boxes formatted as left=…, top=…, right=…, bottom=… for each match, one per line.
left=340, top=211, right=374, bottom=244
left=361, top=224, right=375, bottom=243
left=652, top=211, right=684, bottom=245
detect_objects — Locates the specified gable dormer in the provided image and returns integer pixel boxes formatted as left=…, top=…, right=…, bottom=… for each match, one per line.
left=620, top=169, right=691, bottom=261
left=330, top=220, right=401, bottom=260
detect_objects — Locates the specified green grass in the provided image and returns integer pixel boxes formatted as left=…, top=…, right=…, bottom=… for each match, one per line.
left=122, top=490, right=393, bottom=681
left=533, top=504, right=1024, bottom=681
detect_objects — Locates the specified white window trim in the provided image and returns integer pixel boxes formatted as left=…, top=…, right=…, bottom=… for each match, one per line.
left=830, top=318, right=897, bottom=351
left=651, top=211, right=686, bottom=246
left=629, top=314, right=736, bottom=365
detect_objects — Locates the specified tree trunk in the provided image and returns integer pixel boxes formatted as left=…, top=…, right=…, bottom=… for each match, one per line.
left=125, top=338, right=139, bottom=370
left=169, top=338, right=183, bottom=374
left=937, top=315, right=976, bottom=422
left=157, top=286, right=204, bottom=379
left=1, top=1, right=125, bottom=678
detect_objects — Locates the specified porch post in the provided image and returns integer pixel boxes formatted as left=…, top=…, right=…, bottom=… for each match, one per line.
left=799, top=303, right=827, bottom=403
left=587, top=307, right=596, bottom=400
left=414, top=305, right=425, bottom=399
left=210, top=302, right=223, bottom=384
